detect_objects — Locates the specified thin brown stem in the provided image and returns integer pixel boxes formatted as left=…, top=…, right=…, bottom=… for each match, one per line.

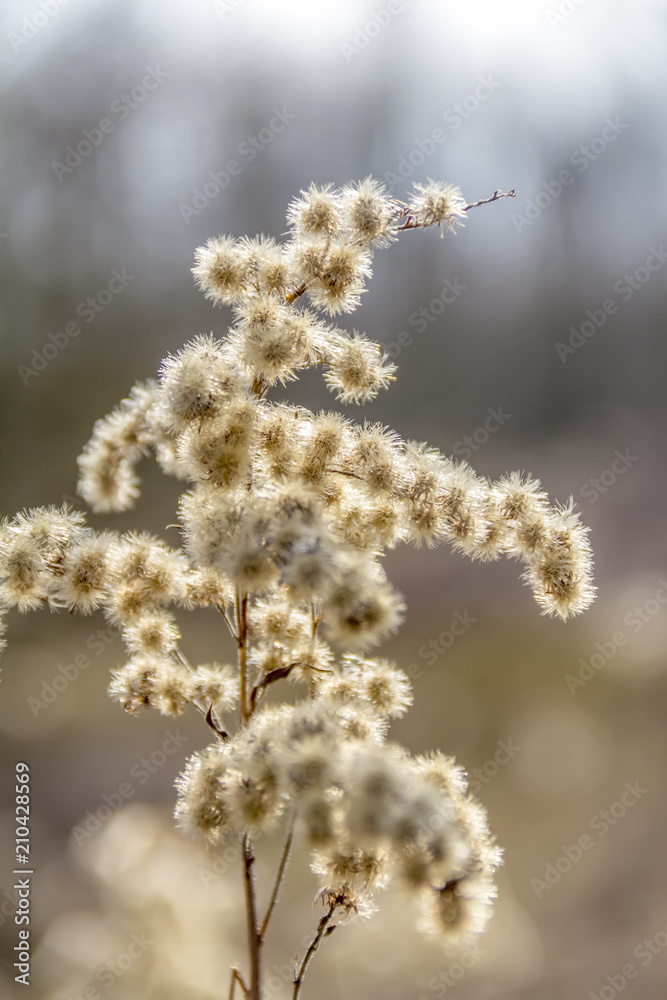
left=285, top=282, right=307, bottom=303
left=242, top=833, right=262, bottom=1000
left=310, top=601, right=320, bottom=640
left=394, top=217, right=427, bottom=231
left=173, top=648, right=227, bottom=737
left=174, top=648, right=194, bottom=671
left=229, top=967, right=250, bottom=1000
left=250, top=662, right=296, bottom=711
left=292, top=901, right=338, bottom=1000
left=464, top=187, right=516, bottom=212
left=259, top=814, right=295, bottom=942
left=217, top=601, right=239, bottom=641
left=202, top=702, right=228, bottom=741
left=327, top=466, right=365, bottom=482
left=236, top=595, right=259, bottom=995
left=236, top=588, right=250, bottom=723
left=250, top=659, right=330, bottom=711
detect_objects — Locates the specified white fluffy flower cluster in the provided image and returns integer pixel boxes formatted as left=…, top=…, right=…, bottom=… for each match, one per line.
left=0, top=178, right=595, bottom=954
left=175, top=690, right=501, bottom=941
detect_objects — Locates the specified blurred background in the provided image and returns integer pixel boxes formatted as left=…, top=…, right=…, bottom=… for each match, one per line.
left=1, top=0, right=667, bottom=997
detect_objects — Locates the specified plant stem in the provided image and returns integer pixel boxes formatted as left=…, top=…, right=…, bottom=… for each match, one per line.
left=310, top=600, right=322, bottom=640
left=395, top=187, right=516, bottom=231
left=236, top=588, right=250, bottom=722
left=259, top=815, right=295, bottom=942
left=285, top=282, right=307, bottom=304
left=229, top=967, right=250, bottom=1000
left=464, top=187, right=516, bottom=212
left=243, top=832, right=262, bottom=1000
left=217, top=600, right=239, bottom=641
left=235, top=590, right=260, bottom=996
left=292, top=901, right=338, bottom=1000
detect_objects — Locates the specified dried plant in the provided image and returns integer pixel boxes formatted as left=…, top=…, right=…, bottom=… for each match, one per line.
left=0, top=177, right=594, bottom=999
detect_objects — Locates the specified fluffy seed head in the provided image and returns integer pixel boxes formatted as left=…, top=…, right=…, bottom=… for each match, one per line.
left=287, top=183, right=343, bottom=236
left=323, top=332, right=396, bottom=404
left=409, top=181, right=467, bottom=232
left=342, top=177, right=397, bottom=246
left=192, top=235, right=249, bottom=305
left=157, top=334, right=248, bottom=432
left=190, top=664, right=240, bottom=713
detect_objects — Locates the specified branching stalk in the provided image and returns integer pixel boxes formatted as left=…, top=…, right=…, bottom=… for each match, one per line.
left=242, top=833, right=262, bottom=1000
left=395, top=187, right=515, bottom=230
left=464, top=187, right=516, bottom=211
left=260, top=814, right=295, bottom=942
left=236, top=588, right=250, bottom=723
left=292, top=901, right=338, bottom=1000
left=217, top=601, right=239, bottom=641
left=229, top=967, right=250, bottom=1000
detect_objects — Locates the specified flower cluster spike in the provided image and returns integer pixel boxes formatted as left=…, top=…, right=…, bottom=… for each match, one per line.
left=0, top=178, right=594, bottom=958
